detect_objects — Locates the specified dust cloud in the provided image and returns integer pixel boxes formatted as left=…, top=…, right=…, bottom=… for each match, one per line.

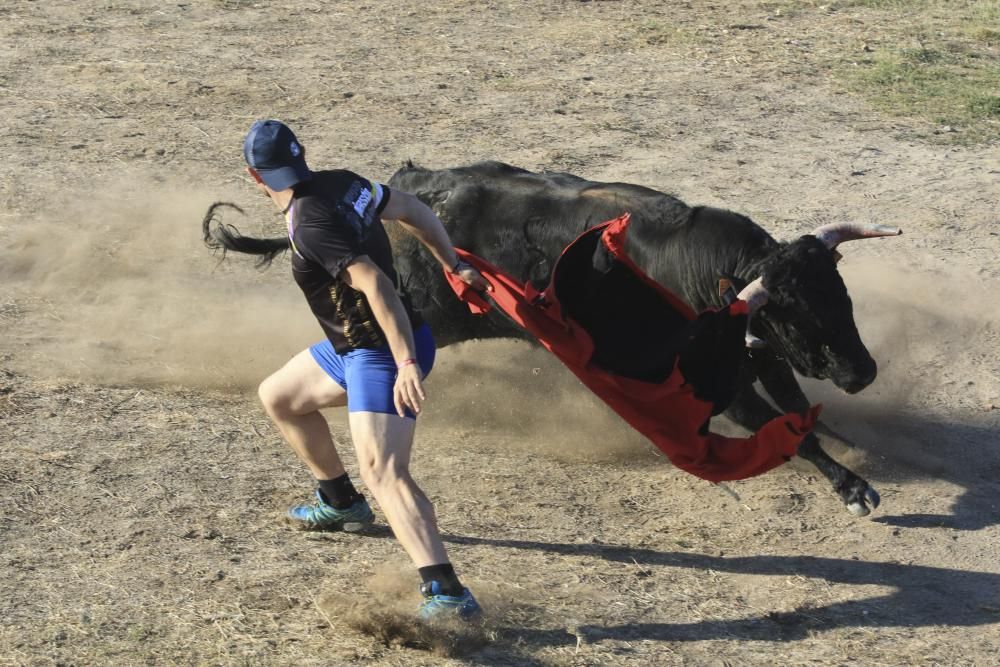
left=317, top=563, right=496, bottom=657
left=0, top=176, right=317, bottom=389
left=1, top=186, right=995, bottom=472
left=793, top=256, right=999, bottom=478
left=423, top=255, right=1000, bottom=468
left=0, top=178, right=654, bottom=461
left=422, top=339, right=654, bottom=462
left=810, top=255, right=999, bottom=412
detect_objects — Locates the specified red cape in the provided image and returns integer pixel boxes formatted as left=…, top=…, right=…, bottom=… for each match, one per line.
left=445, top=214, right=820, bottom=482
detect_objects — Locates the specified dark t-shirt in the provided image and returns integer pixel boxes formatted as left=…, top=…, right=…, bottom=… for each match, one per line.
left=287, top=169, right=423, bottom=353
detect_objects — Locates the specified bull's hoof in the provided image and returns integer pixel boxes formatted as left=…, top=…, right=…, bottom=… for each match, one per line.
left=844, top=486, right=881, bottom=517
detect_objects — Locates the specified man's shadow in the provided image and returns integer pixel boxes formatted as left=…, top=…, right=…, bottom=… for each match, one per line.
left=443, top=534, right=1000, bottom=647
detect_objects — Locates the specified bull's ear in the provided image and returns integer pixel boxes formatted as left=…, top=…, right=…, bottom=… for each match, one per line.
left=718, top=278, right=738, bottom=305
left=832, top=249, right=843, bottom=264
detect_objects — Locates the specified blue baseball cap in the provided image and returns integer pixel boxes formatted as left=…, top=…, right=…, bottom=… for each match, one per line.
left=243, top=120, right=313, bottom=190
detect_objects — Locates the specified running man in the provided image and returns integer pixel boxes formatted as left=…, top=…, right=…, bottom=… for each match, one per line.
left=241, top=119, right=489, bottom=620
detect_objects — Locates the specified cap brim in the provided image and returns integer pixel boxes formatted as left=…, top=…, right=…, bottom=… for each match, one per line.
left=258, top=164, right=312, bottom=191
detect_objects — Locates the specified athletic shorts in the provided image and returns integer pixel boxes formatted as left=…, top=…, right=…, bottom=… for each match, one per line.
left=309, top=323, right=436, bottom=418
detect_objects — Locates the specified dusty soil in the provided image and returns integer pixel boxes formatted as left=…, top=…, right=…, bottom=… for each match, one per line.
left=1, top=1, right=998, bottom=665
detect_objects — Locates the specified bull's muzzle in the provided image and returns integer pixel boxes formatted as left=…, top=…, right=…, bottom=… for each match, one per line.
left=835, top=357, right=877, bottom=394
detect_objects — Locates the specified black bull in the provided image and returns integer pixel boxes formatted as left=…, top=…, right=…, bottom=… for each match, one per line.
left=387, top=161, right=902, bottom=517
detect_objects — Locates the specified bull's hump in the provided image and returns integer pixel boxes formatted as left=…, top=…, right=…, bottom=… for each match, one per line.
left=470, top=160, right=529, bottom=174
left=580, top=186, right=623, bottom=205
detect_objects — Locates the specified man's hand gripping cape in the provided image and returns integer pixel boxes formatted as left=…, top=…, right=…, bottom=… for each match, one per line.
left=444, top=214, right=820, bottom=482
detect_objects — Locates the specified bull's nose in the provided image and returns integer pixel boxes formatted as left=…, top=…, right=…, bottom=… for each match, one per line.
left=843, top=360, right=877, bottom=394
left=843, top=380, right=867, bottom=395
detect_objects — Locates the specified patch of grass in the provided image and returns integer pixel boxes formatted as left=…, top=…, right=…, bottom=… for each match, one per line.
left=746, top=3, right=999, bottom=142
left=844, top=36, right=1000, bottom=140
left=962, top=4, right=1000, bottom=45
left=826, top=0, right=931, bottom=8
left=636, top=19, right=694, bottom=46
left=213, top=0, right=257, bottom=8
left=811, top=0, right=1000, bottom=142
left=969, top=94, right=1000, bottom=116
left=967, top=26, right=1000, bottom=42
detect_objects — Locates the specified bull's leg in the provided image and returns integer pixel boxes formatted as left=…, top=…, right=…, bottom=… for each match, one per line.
left=724, top=369, right=880, bottom=517
left=796, top=435, right=880, bottom=517
left=751, top=352, right=856, bottom=446
left=749, top=353, right=880, bottom=516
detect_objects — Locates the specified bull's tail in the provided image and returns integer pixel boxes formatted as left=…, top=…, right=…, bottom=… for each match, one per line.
left=202, top=201, right=290, bottom=268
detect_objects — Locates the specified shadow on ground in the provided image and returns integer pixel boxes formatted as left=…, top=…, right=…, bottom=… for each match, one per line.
left=444, top=534, right=1000, bottom=649
left=812, top=405, right=1000, bottom=531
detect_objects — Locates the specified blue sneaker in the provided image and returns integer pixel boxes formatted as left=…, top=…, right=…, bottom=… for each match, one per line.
left=287, top=490, right=375, bottom=532
left=417, top=581, right=482, bottom=621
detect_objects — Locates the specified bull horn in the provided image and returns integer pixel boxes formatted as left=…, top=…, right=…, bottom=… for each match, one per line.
left=745, top=332, right=767, bottom=349
left=737, top=277, right=769, bottom=348
left=812, top=221, right=902, bottom=249
left=737, top=277, right=768, bottom=314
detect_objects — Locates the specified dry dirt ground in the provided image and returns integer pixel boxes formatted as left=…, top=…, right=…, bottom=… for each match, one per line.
left=1, top=1, right=999, bottom=665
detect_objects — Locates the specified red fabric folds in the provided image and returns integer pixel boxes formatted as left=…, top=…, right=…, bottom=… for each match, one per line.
left=444, top=213, right=820, bottom=483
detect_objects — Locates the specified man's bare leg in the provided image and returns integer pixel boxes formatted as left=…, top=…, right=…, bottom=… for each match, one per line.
left=349, top=411, right=449, bottom=567
left=258, top=348, right=348, bottom=479
left=349, top=411, right=479, bottom=618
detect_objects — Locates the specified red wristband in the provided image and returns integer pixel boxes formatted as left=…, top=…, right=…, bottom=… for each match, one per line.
left=397, top=358, right=417, bottom=370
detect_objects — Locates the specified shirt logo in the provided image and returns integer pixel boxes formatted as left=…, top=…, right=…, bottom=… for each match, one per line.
left=352, top=187, right=373, bottom=217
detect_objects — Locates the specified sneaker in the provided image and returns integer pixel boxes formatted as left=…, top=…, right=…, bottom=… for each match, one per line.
left=417, top=581, right=482, bottom=621
left=287, top=490, right=375, bottom=532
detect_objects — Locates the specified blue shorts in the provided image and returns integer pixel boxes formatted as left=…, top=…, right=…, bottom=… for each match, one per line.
left=309, top=323, right=436, bottom=418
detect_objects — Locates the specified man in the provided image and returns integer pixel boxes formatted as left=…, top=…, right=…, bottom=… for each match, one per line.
left=242, top=119, right=489, bottom=620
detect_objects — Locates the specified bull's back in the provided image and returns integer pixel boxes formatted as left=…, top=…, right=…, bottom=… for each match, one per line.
left=386, top=161, right=766, bottom=343
left=389, top=161, right=693, bottom=280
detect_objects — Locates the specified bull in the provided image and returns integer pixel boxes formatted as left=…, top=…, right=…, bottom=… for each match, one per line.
left=386, top=161, right=901, bottom=517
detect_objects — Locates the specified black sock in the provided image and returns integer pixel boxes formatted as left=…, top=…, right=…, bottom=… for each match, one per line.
left=317, top=474, right=361, bottom=509
left=419, top=563, right=464, bottom=597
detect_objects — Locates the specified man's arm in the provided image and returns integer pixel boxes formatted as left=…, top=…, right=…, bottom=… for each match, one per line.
left=380, top=189, right=490, bottom=291
left=341, top=256, right=424, bottom=417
